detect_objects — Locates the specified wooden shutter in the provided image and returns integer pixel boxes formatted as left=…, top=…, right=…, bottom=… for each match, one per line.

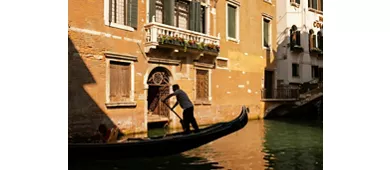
left=110, top=62, right=120, bottom=102
left=110, top=61, right=131, bottom=103
left=228, top=5, right=236, bottom=38
left=320, top=0, right=323, bottom=11
left=309, top=34, right=313, bottom=50
left=149, top=0, right=156, bottom=22
left=127, top=0, right=138, bottom=28
left=196, top=2, right=201, bottom=32
left=290, top=29, right=294, bottom=49
left=296, top=31, right=301, bottom=45
left=263, top=19, right=269, bottom=47
left=313, top=0, right=317, bottom=9
left=163, top=0, right=174, bottom=26
left=109, top=0, right=113, bottom=23
left=318, top=35, right=323, bottom=50
left=196, top=70, right=209, bottom=102
left=189, top=1, right=196, bottom=31
left=296, top=0, right=300, bottom=4
left=308, top=0, right=312, bottom=8
left=313, top=34, right=317, bottom=48
left=121, top=64, right=131, bottom=101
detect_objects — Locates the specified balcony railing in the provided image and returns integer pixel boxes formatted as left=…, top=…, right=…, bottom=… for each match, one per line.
left=144, top=17, right=220, bottom=53
left=261, top=87, right=300, bottom=101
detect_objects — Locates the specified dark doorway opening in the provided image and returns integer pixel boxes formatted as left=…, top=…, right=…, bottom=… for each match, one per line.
left=147, top=67, right=171, bottom=128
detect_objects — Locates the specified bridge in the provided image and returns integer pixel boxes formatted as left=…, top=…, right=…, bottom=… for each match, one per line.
left=261, top=80, right=323, bottom=118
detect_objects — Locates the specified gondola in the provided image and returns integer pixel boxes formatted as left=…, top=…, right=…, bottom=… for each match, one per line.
left=69, top=106, right=249, bottom=160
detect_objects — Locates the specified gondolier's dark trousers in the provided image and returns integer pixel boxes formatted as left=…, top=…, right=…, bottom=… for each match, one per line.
left=183, top=107, right=199, bottom=133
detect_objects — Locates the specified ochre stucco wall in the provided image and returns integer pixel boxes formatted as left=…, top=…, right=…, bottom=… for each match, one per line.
left=68, top=0, right=276, bottom=137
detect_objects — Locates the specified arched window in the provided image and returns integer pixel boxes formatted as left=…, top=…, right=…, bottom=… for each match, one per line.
left=309, top=29, right=316, bottom=50
left=290, top=25, right=302, bottom=50
left=317, top=31, right=323, bottom=51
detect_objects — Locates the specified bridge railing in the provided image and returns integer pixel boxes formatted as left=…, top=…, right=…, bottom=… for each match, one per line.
left=261, top=87, right=300, bottom=101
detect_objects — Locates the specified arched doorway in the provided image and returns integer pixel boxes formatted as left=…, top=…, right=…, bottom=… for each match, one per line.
left=147, top=67, right=172, bottom=124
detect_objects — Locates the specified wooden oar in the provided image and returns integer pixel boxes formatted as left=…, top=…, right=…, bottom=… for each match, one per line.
left=161, top=100, right=183, bottom=121
left=161, top=100, right=185, bottom=130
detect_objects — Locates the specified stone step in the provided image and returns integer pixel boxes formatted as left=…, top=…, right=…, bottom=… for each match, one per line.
left=148, top=114, right=169, bottom=123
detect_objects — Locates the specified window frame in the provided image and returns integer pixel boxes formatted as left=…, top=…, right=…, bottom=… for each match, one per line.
left=215, top=56, right=229, bottom=70
left=311, top=65, right=320, bottom=79
left=226, top=0, right=240, bottom=43
left=262, top=16, right=272, bottom=49
left=292, top=63, right=300, bottom=78
left=290, top=25, right=302, bottom=47
left=105, top=52, right=137, bottom=108
left=104, top=0, right=137, bottom=32
left=308, top=0, right=323, bottom=13
left=173, top=0, right=190, bottom=29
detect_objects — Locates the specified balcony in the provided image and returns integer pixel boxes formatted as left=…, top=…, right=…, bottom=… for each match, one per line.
left=144, top=17, right=220, bottom=54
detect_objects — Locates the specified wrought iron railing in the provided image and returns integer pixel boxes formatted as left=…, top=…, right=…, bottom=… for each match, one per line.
left=261, top=87, right=300, bottom=100
left=299, top=79, right=323, bottom=94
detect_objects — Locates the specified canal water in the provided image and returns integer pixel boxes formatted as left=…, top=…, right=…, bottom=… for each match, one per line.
left=70, top=119, right=322, bottom=170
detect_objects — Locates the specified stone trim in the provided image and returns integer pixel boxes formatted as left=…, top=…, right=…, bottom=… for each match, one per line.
left=105, top=102, right=137, bottom=108
left=194, top=62, right=215, bottom=69
left=104, top=51, right=138, bottom=61
left=105, top=57, right=136, bottom=108
left=148, top=58, right=181, bottom=65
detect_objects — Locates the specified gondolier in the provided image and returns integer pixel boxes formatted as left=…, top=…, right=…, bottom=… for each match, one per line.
left=163, top=84, right=199, bottom=134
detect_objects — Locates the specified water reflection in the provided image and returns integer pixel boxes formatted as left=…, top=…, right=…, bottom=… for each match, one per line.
left=70, top=119, right=322, bottom=170
left=262, top=119, right=323, bottom=170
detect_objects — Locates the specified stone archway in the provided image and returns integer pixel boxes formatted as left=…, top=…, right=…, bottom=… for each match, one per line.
left=147, top=67, right=172, bottom=123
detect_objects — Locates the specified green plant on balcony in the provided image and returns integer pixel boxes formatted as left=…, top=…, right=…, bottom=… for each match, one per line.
left=197, top=42, right=205, bottom=50
left=310, top=47, right=322, bottom=54
left=157, top=35, right=220, bottom=53
left=290, top=43, right=304, bottom=52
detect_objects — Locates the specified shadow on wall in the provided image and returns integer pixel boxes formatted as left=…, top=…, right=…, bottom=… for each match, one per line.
left=68, top=37, right=121, bottom=142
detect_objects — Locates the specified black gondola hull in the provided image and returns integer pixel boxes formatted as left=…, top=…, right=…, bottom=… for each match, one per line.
left=69, top=106, right=249, bottom=160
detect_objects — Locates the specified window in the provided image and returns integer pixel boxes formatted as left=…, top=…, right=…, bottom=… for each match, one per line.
left=106, top=0, right=138, bottom=30
left=154, top=0, right=163, bottom=23
left=309, top=29, right=323, bottom=53
left=105, top=52, right=137, bottom=107
left=109, top=61, right=131, bottom=103
left=319, top=68, right=323, bottom=81
left=149, top=0, right=205, bottom=33
left=196, top=69, right=210, bottom=102
left=174, top=0, right=190, bottom=29
left=291, top=0, right=300, bottom=5
left=292, top=63, right=300, bottom=77
left=263, top=18, right=271, bottom=48
left=227, top=4, right=237, bottom=39
left=308, top=0, right=323, bottom=12
left=216, top=57, right=229, bottom=69
left=317, top=31, right=323, bottom=51
left=290, top=25, right=301, bottom=48
left=312, top=65, right=319, bottom=78
left=309, top=29, right=317, bottom=50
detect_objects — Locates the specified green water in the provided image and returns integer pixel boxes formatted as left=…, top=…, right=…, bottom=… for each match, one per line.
left=70, top=119, right=323, bottom=170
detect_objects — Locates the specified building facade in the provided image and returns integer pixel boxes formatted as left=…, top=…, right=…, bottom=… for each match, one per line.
left=68, top=0, right=276, bottom=137
left=275, top=0, right=323, bottom=87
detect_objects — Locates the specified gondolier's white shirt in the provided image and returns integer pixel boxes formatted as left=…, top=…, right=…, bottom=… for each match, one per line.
left=173, top=89, right=193, bottom=110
